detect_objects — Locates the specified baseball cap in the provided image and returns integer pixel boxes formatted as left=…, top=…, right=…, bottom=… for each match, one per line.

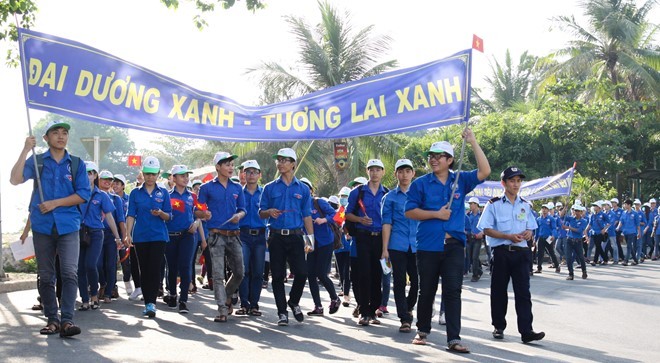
left=213, top=151, right=238, bottom=165
left=633, top=199, right=641, bottom=205
left=328, top=195, right=340, bottom=205
left=395, top=158, right=413, bottom=170
left=192, top=179, right=202, bottom=186
left=541, top=203, right=550, bottom=209
left=98, top=170, right=114, bottom=179
left=171, top=165, right=192, bottom=175
left=272, top=148, right=297, bottom=162
left=603, top=200, right=612, bottom=207
left=338, top=186, right=352, bottom=196
left=366, top=159, right=385, bottom=169
left=650, top=198, right=657, bottom=204
left=299, top=177, right=313, bottom=190
left=610, top=197, right=619, bottom=204
left=241, top=160, right=261, bottom=171
left=573, top=204, right=586, bottom=211
left=591, top=201, right=601, bottom=207
left=85, top=161, right=98, bottom=173
left=500, top=166, right=526, bottom=180
left=142, top=156, right=160, bottom=174
left=556, top=202, right=563, bottom=207
left=643, top=202, right=650, bottom=208
left=546, top=202, right=555, bottom=209
left=468, top=197, right=480, bottom=204
left=44, top=119, right=70, bottom=134
left=113, top=174, right=127, bottom=185
left=348, top=177, right=368, bottom=187
left=230, top=176, right=240, bottom=183
left=575, top=199, right=582, bottom=206
left=424, top=141, right=454, bottom=157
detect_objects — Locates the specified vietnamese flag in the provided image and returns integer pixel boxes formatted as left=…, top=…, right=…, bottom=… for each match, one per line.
left=128, top=155, right=142, bottom=167
left=192, top=193, right=207, bottom=211
left=202, top=173, right=214, bottom=183
left=333, top=205, right=346, bottom=225
left=472, top=34, right=484, bottom=53
left=171, top=198, right=185, bottom=213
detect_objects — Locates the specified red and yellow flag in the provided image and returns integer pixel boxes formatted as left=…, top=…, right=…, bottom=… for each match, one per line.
left=333, top=205, right=346, bottom=225
left=193, top=193, right=208, bottom=211
left=171, top=198, right=185, bottom=213
left=472, top=34, right=484, bottom=53
left=128, top=155, right=142, bottom=167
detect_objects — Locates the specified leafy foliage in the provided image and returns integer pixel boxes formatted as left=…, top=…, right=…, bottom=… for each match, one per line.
left=160, top=0, right=266, bottom=29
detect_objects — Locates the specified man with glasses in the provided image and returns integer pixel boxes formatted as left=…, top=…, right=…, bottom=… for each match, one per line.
left=405, top=128, right=490, bottom=353
left=259, top=148, right=314, bottom=326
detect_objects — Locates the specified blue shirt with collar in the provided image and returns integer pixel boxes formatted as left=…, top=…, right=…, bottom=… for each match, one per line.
left=81, top=187, right=115, bottom=229
left=381, top=186, right=418, bottom=253
left=555, top=214, right=568, bottom=238
left=346, top=183, right=388, bottom=233
left=127, top=184, right=172, bottom=243
left=198, top=178, right=246, bottom=230
left=406, top=170, right=483, bottom=251
left=466, top=210, right=482, bottom=236
left=477, top=194, right=539, bottom=248
left=635, top=209, right=647, bottom=228
left=120, top=193, right=129, bottom=216
left=589, top=211, right=610, bottom=234
left=563, top=215, right=588, bottom=239
left=103, top=191, right=126, bottom=230
left=618, top=210, right=640, bottom=235
left=605, top=210, right=618, bottom=236
left=259, top=176, right=312, bottom=230
left=167, top=187, right=195, bottom=232
left=311, top=197, right=337, bottom=247
left=240, top=185, right=267, bottom=229
left=536, top=214, right=556, bottom=238
left=23, top=150, right=91, bottom=235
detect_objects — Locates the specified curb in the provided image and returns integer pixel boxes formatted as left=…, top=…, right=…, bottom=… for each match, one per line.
left=0, top=275, right=37, bottom=294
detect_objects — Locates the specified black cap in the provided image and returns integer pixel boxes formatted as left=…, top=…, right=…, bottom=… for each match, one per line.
left=500, top=166, right=526, bottom=180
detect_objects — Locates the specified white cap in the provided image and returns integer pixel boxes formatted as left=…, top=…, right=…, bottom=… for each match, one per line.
left=468, top=197, right=480, bottom=204
left=424, top=141, right=454, bottom=157
left=556, top=202, right=563, bottom=207
left=213, top=152, right=238, bottom=165
left=643, top=202, right=650, bottom=208
left=113, top=174, right=127, bottom=185
left=44, top=119, right=70, bottom=134
left=634, top=199, right=641, bottom=205
left=575, top=199, right=582, bottom=206
left=171, top=165, right=193, bottom=175
left=366, top=159, right=385, bottom=169
left=142, top=156, right=160, bottom=173
left=192, top=179, right=202, bottom=186
left=573, top=204, right=586, bottom=211
left=230, top=176, right=240, bottom=183
left=98, top=170, right=113, bottom=179
left=85, top=161, right=98, bottom=173
left=241, top=159, right=261, bottom=171
left=546, top=202, right=555, bottom=209
left=273, top=148, right=297, bottom=161
left=603, top=200, right=612, bottom=207
left=348, top=177, right=368, bottom=187
left=394, top=158, right=413, bottom=170
left=299, top=177, right=313, bottom=190
left=650, top=198, right=657, bottom=204
left=187, top=181, right=193, bottom=188
left=541, top=203, right=550, bottom=209
left=328, top=195, right=340, bottom=205
left=610, top=197, right=619, bottom=204
left=338, top=187, right=352, bottom=196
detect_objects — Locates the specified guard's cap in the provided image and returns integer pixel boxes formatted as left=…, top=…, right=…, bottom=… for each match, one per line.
left=500, top=166, right=525, bottom=180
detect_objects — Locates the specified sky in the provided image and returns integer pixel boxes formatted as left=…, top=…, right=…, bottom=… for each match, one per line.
left=0, top=0, right=625, bottom=233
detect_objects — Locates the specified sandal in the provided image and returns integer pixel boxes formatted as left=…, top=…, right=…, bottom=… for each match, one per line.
left=91, top=300, right=100, bottom=310
left=103, top=297, right=112, bottom=304
left=235, top=307, right=249, bottom=316
left=78, top=303, right=90, bottom=311
left=249, top=308, right=262, bottom=317
left=412, top=332, right=427, bottom=345
left=447, top=342, right=470, bottom=354
left=226, top=303, right=233, bottom=316
left=40, top=321, right=60, bottom=335
left=214, top=315, right=228, bottom=323
left=399, top=322, right=412, bottom=333
left=60, top=322, right=81, bottom=338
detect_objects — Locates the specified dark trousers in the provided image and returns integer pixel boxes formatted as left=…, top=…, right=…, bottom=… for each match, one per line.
left=566, top=238, right=587, bottom=275
left=134, top=242, right=166, bottom=304
left=350, top=256, right=361, bottom=303
left=335, top=251, right=351, bottom=295
left=536, top=237, right=559, bottom=270
left=389, top=248, right=418, bottom=323
left=354, top=232, right=383, bottom=318
left=307, top=243, right=338, bottom=307
left=592, top=233, right=608, bottom=263
left=165, top=233, right=196, bottom=302
left=490, top=246, right=534, bottom=335
left=468, top=235, right=483, bottom=277
left=416, top=242, right=464, bottom=343
left=269, top=233, right=308, bottom=315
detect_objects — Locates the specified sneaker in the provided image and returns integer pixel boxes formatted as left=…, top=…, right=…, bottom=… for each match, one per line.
left=555, top=266, right=561, bottom=273
left=167, top=295, right=177, bottom=309
left=143, top=303, right=156, bottom=318
left=380, top=306, right=389, bottom=314
left=157, top=287, right=164, bottom=298
left=277, top=313, right=289, bottom=326
left=439, top=312, right=446, bottom=325
left=179, top=301, right=189, bottom=314
left=534, top=269, right=542, bottom=274
left=129, top=287, right=143, bottom=301
left=329, top=299, right=340, bottom=314
left=358, top=316, right=370, bottom=326
left=522, top=331, right=545, bottom=343
left=631, top=261, right=638, bottom=266
left=471, top=275, right=480, bottom=282
left=288, top=301, right=304, bottom=322
left=307, top=307, right=324, bottom=316
left=124, top=281, right=134, bottom=296
left=231, top=293, right=239, bottom=306
left=492, top=329, right=504, bottom=339
left=566, top=275, right=574, bottom=280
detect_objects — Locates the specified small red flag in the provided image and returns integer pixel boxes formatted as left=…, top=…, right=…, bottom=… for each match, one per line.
left=202, top=173, right=214, bottom=183
left=333, top=205, right=346, bottom=225
left=128, top=155, right=142, bottom=167
left=171, top=198, right=186, bottom=213
left=192, top=193, right=208, bottom=211
left=472, top=34, right=484, bottom=53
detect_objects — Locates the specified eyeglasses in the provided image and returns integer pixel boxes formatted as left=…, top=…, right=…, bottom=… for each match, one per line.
left=428, top=153, right=451, bottom=160
left=245, top=170, right=260, bottom=175
left=276, top=158, right=294, bottom=164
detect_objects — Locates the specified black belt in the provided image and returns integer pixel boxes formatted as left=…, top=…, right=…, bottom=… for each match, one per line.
left=357, top=230, right=381, bottom=236
left=445, top=237, right=461, bottom=245
left=495, top=244, right=530, bottom=252
left=241, top=227, right=266, bottom=236
left=168, top=231, right=184, bottom=237
left=271, top=228, right=304, bottom=236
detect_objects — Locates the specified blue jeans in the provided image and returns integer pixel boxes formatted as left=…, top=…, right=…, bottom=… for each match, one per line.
left=78, top=228, right=104, bottom=303
left=468, top=236, right=483, bottom=277
left=239, top=230, right=267, bottom=309
left=381, top=270, right=391, bottom=307
left=307, top=243, right=338, bottom=308
left=416, top=241, right=464, bottom=344
left=556, top=237, right=567, bottom=260
left=653, top=234, right=660, bottom=259
left=98, top=229, right=118, bottom=298
left=624, top=233, right=638, bottom=263
left=566, top=238, right=586, bottom=276
left=33, top=230, right=80, bottom=325
left=165, top=232, right=196, bottom=302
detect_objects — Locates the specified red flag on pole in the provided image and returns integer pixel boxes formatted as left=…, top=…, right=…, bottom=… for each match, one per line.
left=192, top=193, right=208, bottom=211
left=128, top=155, right=142, bottom=166
left=472, top=34, right=484, bottom=53
left=202, top=173, right=214, bottom=183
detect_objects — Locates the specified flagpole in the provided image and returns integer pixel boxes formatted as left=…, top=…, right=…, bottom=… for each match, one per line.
left=446, top=120, right=470, bottom=210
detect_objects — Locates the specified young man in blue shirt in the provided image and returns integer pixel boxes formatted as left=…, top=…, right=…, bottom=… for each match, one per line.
left=466, top=197, right=485, bottom=281
left=198, top=152, right=246, bottom=322
left=617, top=199, right=641, bottom=266
left=11, top=119, right=90, bottom=338
left=259, top=148, right=314, bottom=326
left=535, top=204, right=560, bottom=273
left=561, top=204, right=589, bottom=280
left=478, top=166, right=545, bottom=344
left=586, top=201, right=610, bottom=265
left=406, top=128, right=490, bottom=353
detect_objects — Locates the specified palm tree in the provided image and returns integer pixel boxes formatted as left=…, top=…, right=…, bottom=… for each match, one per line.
left=548, top=0, right=659, bottom=102
left=247, top=0, right=400, bottom=193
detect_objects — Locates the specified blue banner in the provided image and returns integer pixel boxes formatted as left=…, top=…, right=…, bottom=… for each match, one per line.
left=18, top=28, right=472, bottom=142
left=467, top=167, right=575, bottom=203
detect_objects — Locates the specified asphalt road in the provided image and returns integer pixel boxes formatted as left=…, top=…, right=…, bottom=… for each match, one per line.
left=2, top=260, right=660, bottom=362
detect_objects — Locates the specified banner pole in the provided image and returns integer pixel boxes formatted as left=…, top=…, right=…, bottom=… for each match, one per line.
left=446, top=120, right=470, bottom=209
left=15, top=21, right=44, bottom=204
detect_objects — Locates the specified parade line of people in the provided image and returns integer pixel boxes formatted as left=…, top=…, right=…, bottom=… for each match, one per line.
left=11, top=120, right=659, bottom=353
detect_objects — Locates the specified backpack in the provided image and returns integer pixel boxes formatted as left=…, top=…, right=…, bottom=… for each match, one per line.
left=313, top=198, right=343, bottom=250
left=343, top=185, right=389, bottom=237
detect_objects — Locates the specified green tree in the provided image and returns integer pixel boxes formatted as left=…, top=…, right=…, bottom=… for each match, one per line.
left=160, top=0, right=265, bottom=29
left=1, top=0, right=37, bottom=64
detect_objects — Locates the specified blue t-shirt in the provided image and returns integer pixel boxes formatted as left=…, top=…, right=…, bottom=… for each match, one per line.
left=198, top=178, right=246, bottom=230
left=346, top=184, right=388, bottom=233
left=536, top=214, right=556, bottom=238
left=240, top=185, right=267, bottom=229
left=406, top=170, right=483, bottom=251
left=618, top=210, right=640, bottom=235
left=563, top=216, right=588, bottom=239
left=605, top=210, right=618, bottom=236
left=259, top=177, right=312, bottom=230
left=167, top=188, right=195, bottom=232
left=589, top=211, right=609, bottom=234
left=103, top=191, right=125, bottom=230
left=381, top=187, right=418, bottom=253
left=81, top=187, right=115, bottom=229
left=127, top=185, right=172, bottom=243
left=466, top=210, right=482, bottom=236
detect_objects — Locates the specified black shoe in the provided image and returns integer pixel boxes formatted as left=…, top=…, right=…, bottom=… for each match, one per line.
left=582, top=271, right=588, bottom=279
left=307, top=307, right=324, bottom=316
left=277, top=313, right=289, bottom=326
left=534, top=269, right=542, bottom=274
left=566, top=275, right=574, bottom=280
left=555, top=266, right=561, bottom=273
left=288, top=301, right=304, bottom=322
left=492, top=329, right=504, bottom=339
left=167, top=295, right=177, bottom=309
left=590, top=262, right=596, bottom=266
left=522, top=331, right=545, bottom=343
left=179, top=301, right=189, bottom=314
left=470, top=275, right=480, bottom=282
left=358, top=316, right=370, bottom=326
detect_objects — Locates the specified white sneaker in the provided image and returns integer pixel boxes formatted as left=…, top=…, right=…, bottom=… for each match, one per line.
left=439, top=312, right=446, bottom=325
left=124, top=281, right=134, bottom=296
left=129, top=287, right=142, bottom=301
